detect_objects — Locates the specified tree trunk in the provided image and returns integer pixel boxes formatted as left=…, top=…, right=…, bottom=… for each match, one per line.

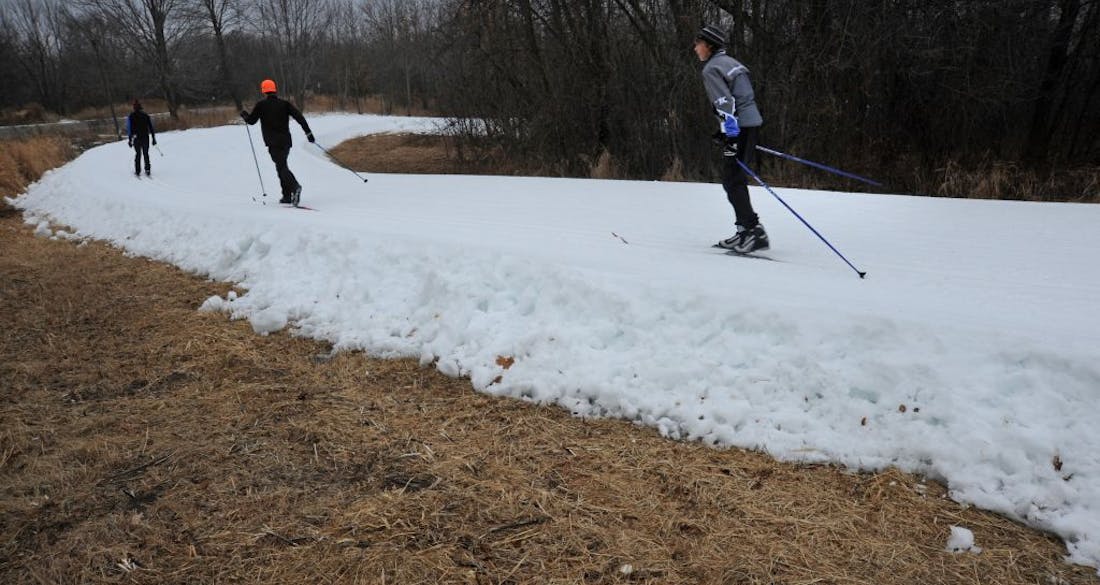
left=89, top=36, right=121, bottom=138
left=151, top=8, right=179, bottom=119
left=1025, top=0, right=1080, bottom=164
left=211, top=20, right=241, bottom=111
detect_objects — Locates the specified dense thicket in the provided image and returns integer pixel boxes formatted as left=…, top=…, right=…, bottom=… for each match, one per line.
left=2, top=0, right=1097, bottom=195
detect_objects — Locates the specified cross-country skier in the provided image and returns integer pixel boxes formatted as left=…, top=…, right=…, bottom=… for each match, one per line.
left=126, top=100, right=156, bottom=177
left=240, top=79, right=315, bottom=205
left=694, top=25, right=769, bottom=253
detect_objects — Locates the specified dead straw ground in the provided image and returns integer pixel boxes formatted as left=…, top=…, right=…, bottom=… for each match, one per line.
left=1, top=135, right=1098, bottom=584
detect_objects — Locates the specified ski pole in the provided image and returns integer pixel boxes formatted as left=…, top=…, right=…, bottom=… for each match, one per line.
left=243, top=123, right=267, bottom=201
left=736, top=159, right=867, bottom=279
left=313, top=142, right=369, bottom=183
left=154, top=144, right=164, bottom=157
left=755, top=145, right=883, bottom=187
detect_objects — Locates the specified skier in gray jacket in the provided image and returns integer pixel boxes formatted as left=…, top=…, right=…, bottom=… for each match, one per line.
left=695, top=24, right=769, bottom=253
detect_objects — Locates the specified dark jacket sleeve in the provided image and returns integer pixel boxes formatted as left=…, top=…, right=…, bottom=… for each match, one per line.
left=288, top=101, right=311, bottom=134
left=243, top=101, right=262, bottom=125
left=148, top=113, right=155, bottom=139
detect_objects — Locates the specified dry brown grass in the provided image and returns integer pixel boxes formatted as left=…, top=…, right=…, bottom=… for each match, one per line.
left=726, top=153, right=1100, bottom=203
left=928, top=159, right=1100, bottom=203
left=589, top=149, right=617, bottom=179
left=329, top=133, right=530, bottom=177
left=0, top=136, right=74, bottom=197
left=0, top=103, right=52, bottom=125
left=335, top=134, right=1100, bottom=203
left=153, top=106, right=240, bottom=133
left=70, top=99, right=174, bottom=122
left=0, top=94, right=431, bottom=129
left=304, top=94, right=438, bottom=117
left=2, top=132, right=1098, bottom=585
left=330, top=133, right=462, bottom=175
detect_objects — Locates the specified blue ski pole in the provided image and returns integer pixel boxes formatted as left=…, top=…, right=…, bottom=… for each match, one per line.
left=736, top=159, right=867, bottom=279
left=755, top=145, right=883, bottom=187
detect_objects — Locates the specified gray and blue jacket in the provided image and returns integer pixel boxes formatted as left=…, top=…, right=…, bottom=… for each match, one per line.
left=701, top=50, right=763, bottom=136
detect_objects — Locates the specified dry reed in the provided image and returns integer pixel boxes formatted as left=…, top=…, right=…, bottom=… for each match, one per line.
left=0, top=135, right=74, bottom=198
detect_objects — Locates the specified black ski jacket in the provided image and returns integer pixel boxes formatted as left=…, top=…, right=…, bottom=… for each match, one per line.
left=243, top=95, right=312, bottom=149
left=126, top=110, right=156, bottom=142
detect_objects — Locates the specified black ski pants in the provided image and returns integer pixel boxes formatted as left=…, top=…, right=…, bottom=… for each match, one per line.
left=133, top=137, right=150, bottom=175
left=267, top=146, right=300, bottom=198
left=720, top=125, right=760, bottom=229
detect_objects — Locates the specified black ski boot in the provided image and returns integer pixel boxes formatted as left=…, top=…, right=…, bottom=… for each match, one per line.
left=732, top=224, right=769, bottom=254
left=715, top=226, right=747, bottom=250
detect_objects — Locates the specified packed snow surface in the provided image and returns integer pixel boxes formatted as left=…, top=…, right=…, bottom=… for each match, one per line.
left=12, top=114, right=1100, bottom=570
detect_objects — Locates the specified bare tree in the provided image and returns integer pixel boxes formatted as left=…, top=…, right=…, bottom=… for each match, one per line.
left=78, top=0, right=192, bottom=119
left=248, top=0, right=336, bottom=109
left=8, top=0, right=71, bottom=113
left=2, top=0, right=1096, bottom=199
left=0, top=16, right=19, bottom=108
left=186, top=0, right=244, bottom=110
left=69, top=10, right=125, bottom=136
left=327, top=0, right=368, bottom=112
left=1025, top=0, right=1100, bottom=164
left=360, top=0, right=441, bottom=114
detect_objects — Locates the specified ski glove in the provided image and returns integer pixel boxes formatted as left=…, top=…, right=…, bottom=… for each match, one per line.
left=711, top=131, right=738, bottom=156
left=722, top=112, right=741, bottom=138
left=239, top=110, right=249, bottom=120
left=152, top=137, right=157, bottom=146
left=128, top=139, right=133, bottom=148
left=723, top=138, right=738, bottom=157
left=306, top=132, right=315, bottom=143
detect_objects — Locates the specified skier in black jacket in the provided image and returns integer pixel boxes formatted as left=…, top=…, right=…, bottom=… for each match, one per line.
left=127, top=100, right=156, bottom=177
left=241, top=79, right=315, bottom=204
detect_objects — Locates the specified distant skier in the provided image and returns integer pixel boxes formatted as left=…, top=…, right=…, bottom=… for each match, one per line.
left=126, top=100, right=156, bottom=177
left=240, top=79, right=315, bottom=205
left=694, top=25, right=769, bottom=253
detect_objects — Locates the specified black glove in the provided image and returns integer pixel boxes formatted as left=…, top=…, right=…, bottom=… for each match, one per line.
left=306, top=132, right=315, bottom=143
left=240, top=110, right=249, bottom=120
left=152, top=137, right=157, bottom=146
left=127, top=138, right=132, bottom=148
left=722, top=137, right=738, bottom=157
